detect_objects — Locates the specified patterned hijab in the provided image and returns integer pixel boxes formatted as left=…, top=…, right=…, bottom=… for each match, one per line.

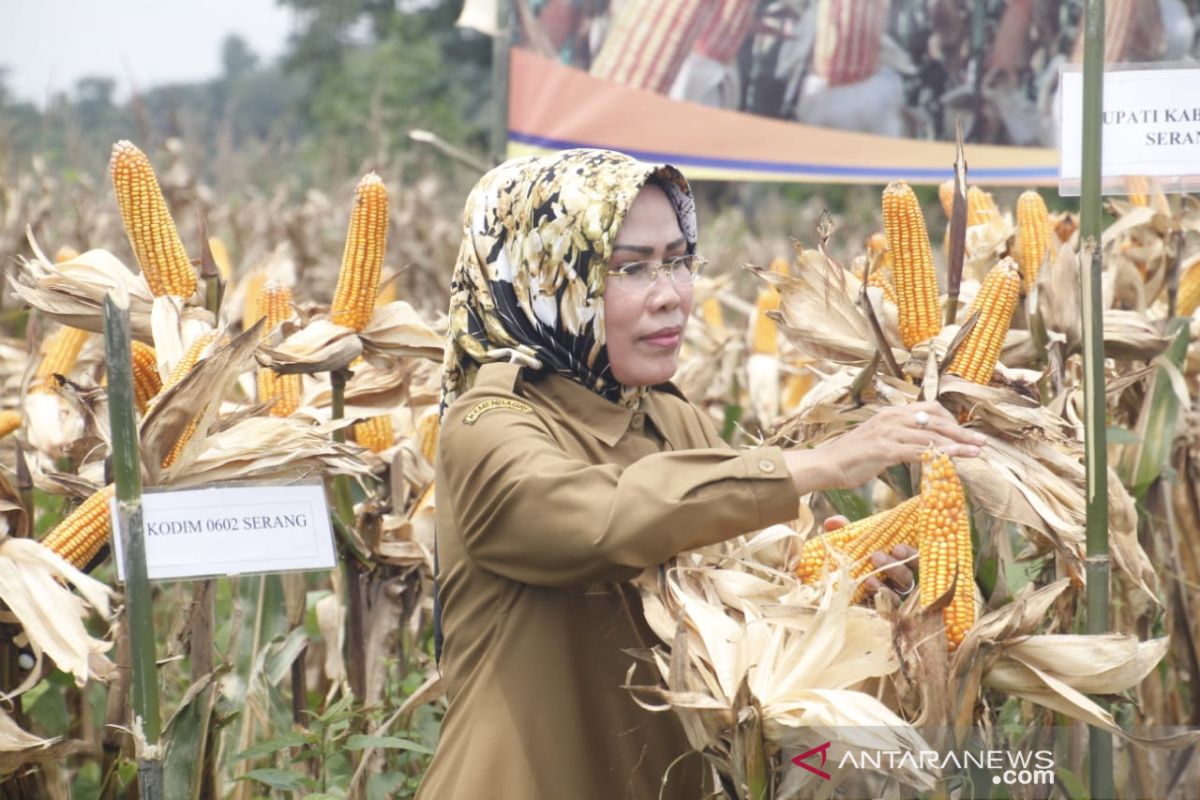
left=437, top=149, right=697, bottom=417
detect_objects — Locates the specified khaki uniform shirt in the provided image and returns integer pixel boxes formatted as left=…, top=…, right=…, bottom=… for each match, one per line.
left=415, top=362, right=801, bottom=799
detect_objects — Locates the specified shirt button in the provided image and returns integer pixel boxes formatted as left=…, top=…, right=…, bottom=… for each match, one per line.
left=758, top=458, right=777, bottom=474
left=631, top=412, right=645, bottom=429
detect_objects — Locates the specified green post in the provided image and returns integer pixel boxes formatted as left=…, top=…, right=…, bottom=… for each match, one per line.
left=491, top=0, right=512, bottom=165
left=1079, top=1, right=1114, bottom=797
left=103, top=291, right=163, bottom=799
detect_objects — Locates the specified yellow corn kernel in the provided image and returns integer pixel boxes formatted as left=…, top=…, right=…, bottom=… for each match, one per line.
left=966, top=186, right=1000, bottom=227
left=795, top=497, right=921, bottom=597
left=109, top=140, right=197, bottom=298
left=375, top=272, right=398, bottom=307
left=0, top=410, right=21, bottom=438
left=353, top=415, right=394, bottom=453
left=947, top=258, right=1021, bottom=385
left=700, top=296, right=726, bottom=336
left=882, top=181, right=942, bottom=348
left=1179, top=261, right=1200, bottom=317
left=937, top=179, right=955, bottom=219
left=163, top=331, right=219, bottom=392
left=751, top=288, right=780, bottom=355
left=1015, top=191, right=1051, bottom=292
left=241, top=270, right=269, bottom=333
left=156, top=331, right=220, bottom=468
left=770, top=257, right=790, bottom=276
left=916, top=449, right=974, bottom=651
left=208, top=236, right=232, bottom=280
left=417, top=412, right=440, bottom=464
left=866, top=232, right=891, bottom=268
left=161, top=418, right=200, bottom=469
left=32, top=326, right=90, bottom=394
left=131, top=341, right=162, bottom=413
left=1125, top=175, right=1149, bottom=207
left=41, top=484, right=116, bottom=570
left=332, top=172, right=389, bottom=331
left=781, top=364, right=814, bottom=411
left=254, top=283, right=300, bottom=417
left=54, top=246, right=80, bottom=263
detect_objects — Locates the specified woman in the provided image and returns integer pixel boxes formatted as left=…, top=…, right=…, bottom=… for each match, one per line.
left=416, top=149, right=984, bottom=799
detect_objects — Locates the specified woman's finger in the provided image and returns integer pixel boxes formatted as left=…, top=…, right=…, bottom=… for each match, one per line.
left=823, top=515, right=850, bottom=532
left=870, top=551, right=916, bottom=594
left=890, top=432, right=982, bottom=458
left=901, top=403, right=988, bottom=448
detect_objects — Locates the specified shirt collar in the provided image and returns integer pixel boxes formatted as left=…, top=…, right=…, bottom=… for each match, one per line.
left=526, top=370, right=683, bottom=448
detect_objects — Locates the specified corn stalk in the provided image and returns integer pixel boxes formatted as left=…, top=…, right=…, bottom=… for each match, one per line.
left=1080, top=1, right=1114, bottom=796
left=104, top=290, right=163, bottom=799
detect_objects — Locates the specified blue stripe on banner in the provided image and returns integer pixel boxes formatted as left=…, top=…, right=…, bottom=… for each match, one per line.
left=508, top=130, right=1060, bottom=181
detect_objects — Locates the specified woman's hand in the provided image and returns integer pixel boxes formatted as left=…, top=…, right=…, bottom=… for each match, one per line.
left=861, top=544, right=918, bottom=598
left=823, top=516, right=917, bottom=598
left=784, top=401, right=987, bottom=492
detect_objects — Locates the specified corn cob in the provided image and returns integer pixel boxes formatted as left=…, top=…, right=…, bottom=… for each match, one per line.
left=158, top=331, right=220, bottom=469
left=54, top=246, right=80, bottom=263
left=255, top=283, right=301, bottom=417
left=241, top=270, right=269, bottom=332
left=813, top=0, right=890, bottom=86
left=966, top=186, right=1000, bottom=227
left=947, top=259, right=1021, bottom=385
left=375, top=272, right=397, bottom=307
left=916, top=449, right=974, bottom=651
left=417, top=412, right=440, bottom=463
left=353, top=415, right=394, bottom=453
left=1125, top=175, right=1150, bottom=207
left=795, top=497, right=921, bottom=597
left=32, top=326, right=90, bottom=394
left=331, top=173, right=389, bottom=331
left=41, top=484, right=116, bottom=570
left=163, top=331, right=219, bottom=392
left=781, top=366, right=814, bottom=411
left=700, top=296, right=726, bottom=335
left=131, top=341, right=162, bottom=413
left=866, top=232, right=891, bottom=269
left=860, top=239, right=897, bottom=304
left=937, top=179, right=955, bottom=219
left=589, top=0, right=715, bottom=93
left=1015, top=191, right=1051, bottom=291
left=751, top=288, right=780, bottom=355
left=882, top=181, right=942, bottom=348
left=109, top=140, right=197, bottom=298
left=207, top=236, right=232, bottom=280
left=0, top=410, right=21, bottom=438
left=1179, top=261, right=1200, bottom=317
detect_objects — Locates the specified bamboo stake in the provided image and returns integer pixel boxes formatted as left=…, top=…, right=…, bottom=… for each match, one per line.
left=1079, top=1, right=1114, bottom=796
left=104, top=290, right=163, bottom=799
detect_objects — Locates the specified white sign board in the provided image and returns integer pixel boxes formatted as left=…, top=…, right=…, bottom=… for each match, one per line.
left=1059, top=66, right=1200, bottom=195
left=111, top=483, right=337, bottom=581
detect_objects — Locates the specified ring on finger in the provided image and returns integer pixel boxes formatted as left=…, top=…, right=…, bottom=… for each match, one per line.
left=894, top=580, right=915, bottom=598
left=914, top=410, right=930, bottom=428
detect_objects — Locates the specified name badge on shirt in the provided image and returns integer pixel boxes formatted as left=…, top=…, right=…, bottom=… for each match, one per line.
left=463, top=398, right=534, bottom=424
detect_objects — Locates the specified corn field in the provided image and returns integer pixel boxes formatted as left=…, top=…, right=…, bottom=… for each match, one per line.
left=1, top=135, right=1200, bottom=799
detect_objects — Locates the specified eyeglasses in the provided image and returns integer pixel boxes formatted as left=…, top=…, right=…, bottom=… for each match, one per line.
left=605, top=254, right=707, bottom=290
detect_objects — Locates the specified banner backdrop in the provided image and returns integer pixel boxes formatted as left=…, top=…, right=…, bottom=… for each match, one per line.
left=506, top=0, right=1196, bottom=186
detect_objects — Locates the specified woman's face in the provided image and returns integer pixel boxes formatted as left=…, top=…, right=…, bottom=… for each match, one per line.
left=602, top=184, right=693, bottom=387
